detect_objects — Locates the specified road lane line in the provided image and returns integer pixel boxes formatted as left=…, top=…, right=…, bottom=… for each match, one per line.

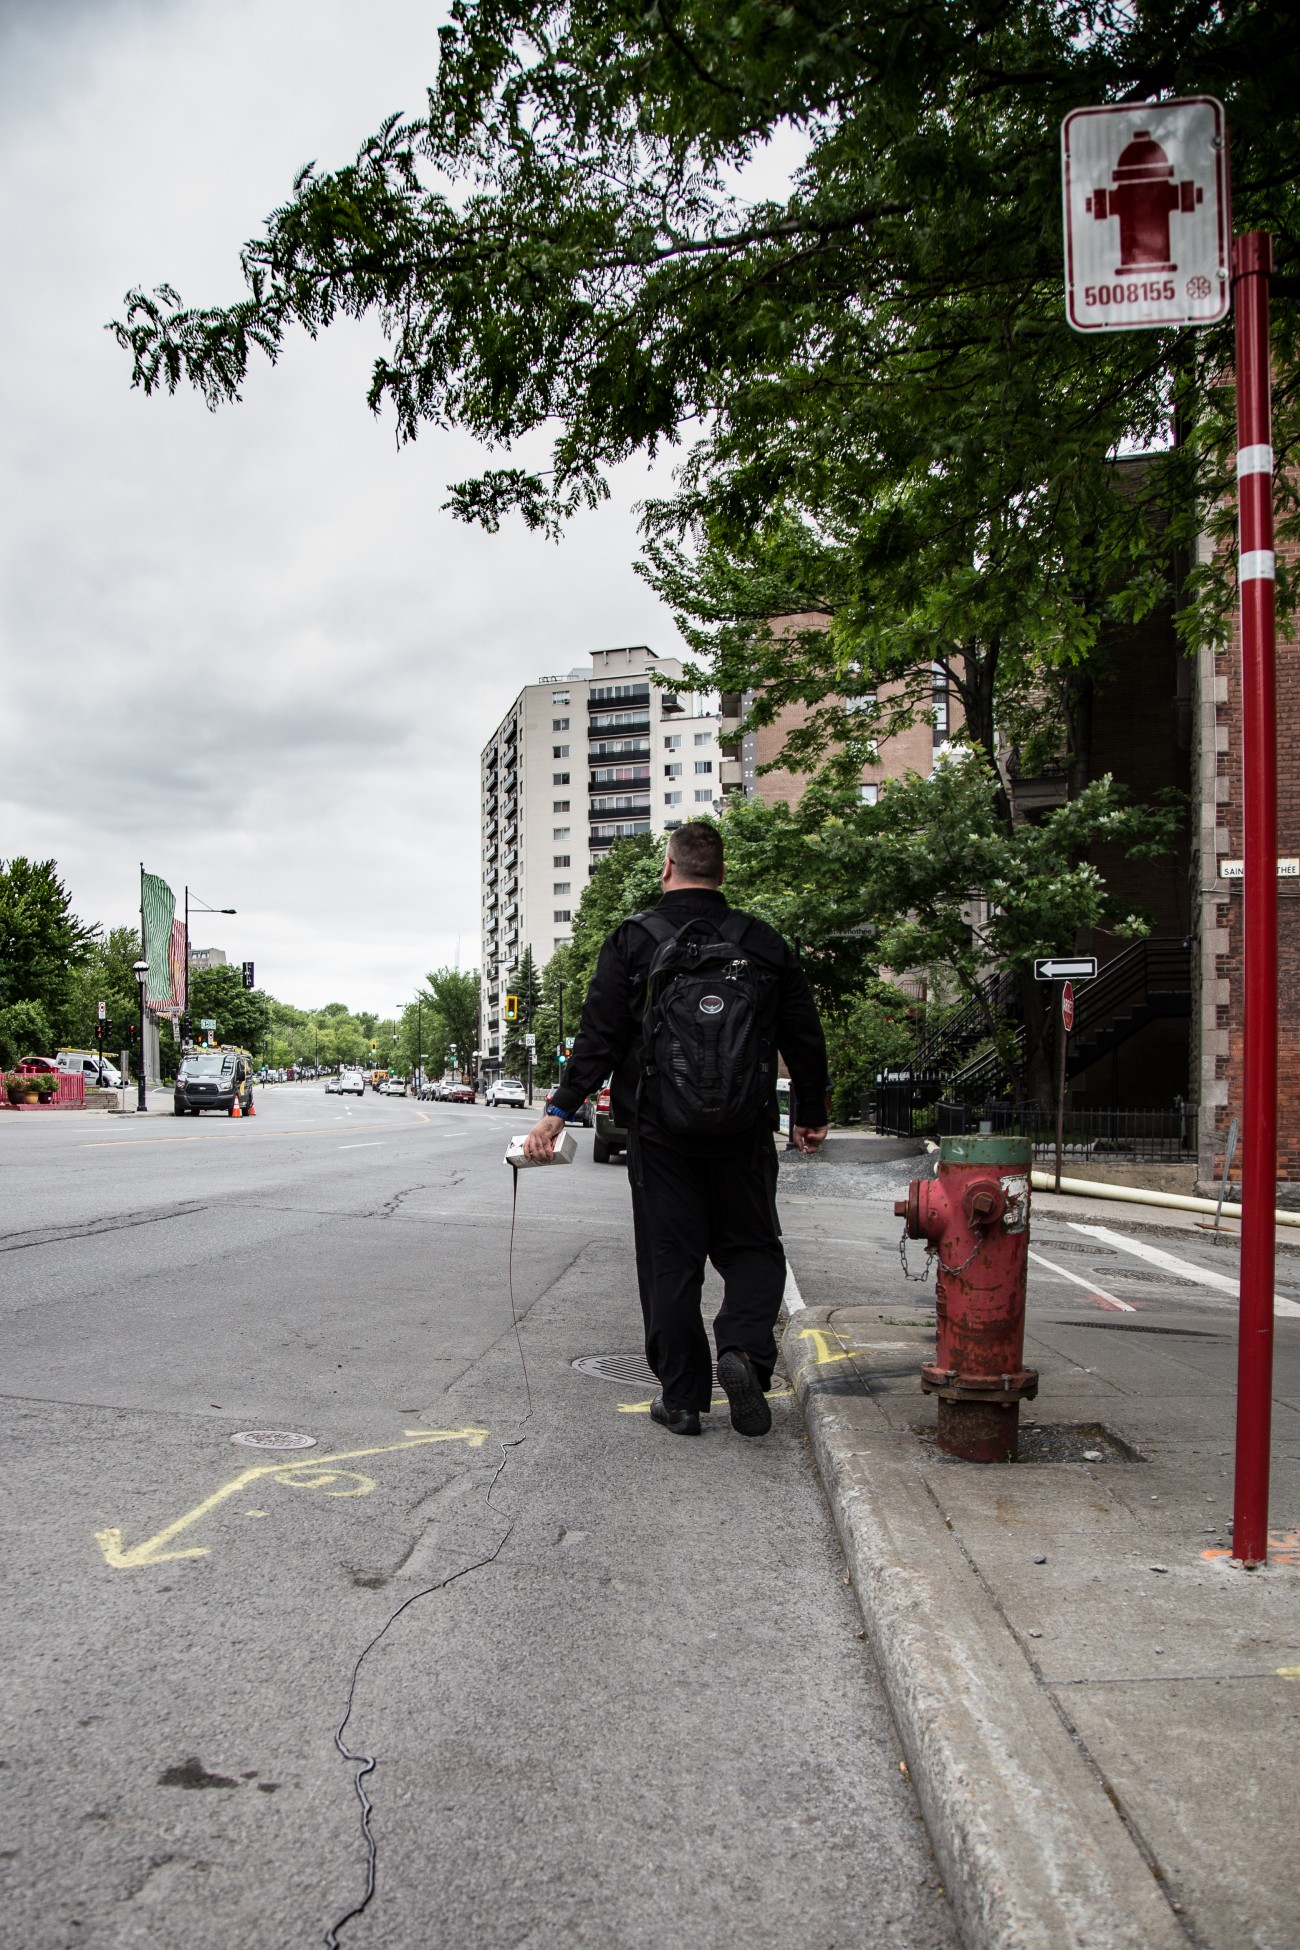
left=1028, top=1248, right=1136, bottom=1311
left=339, top=1142, right=383, bottom=1150
left=783, top=1262, right=806, bottom=1313
left=1068, top=1223, right=1300, bottom=1316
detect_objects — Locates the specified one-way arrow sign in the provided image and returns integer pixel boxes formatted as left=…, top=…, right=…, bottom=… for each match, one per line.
left=1034, top=955, right=1098, bottom=982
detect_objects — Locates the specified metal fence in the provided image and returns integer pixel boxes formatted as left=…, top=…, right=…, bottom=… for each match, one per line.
left=933, top=1100, right=1198, bottom=1161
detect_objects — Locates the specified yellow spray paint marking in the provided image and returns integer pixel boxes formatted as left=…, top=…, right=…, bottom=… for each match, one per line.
left=616, top=1388, right=794, bottom=1415
left=1277, top=1666, right=1300, bottom=1680
left=94, top=1427, right=490, bottom=1570
left=796, top=1326, right=858, bottom=1368
left=1201, top=1530, right=1300, bottom=1568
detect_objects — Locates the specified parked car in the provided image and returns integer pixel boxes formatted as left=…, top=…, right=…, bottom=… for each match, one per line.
left=339, top=1070, right=366, bottom=1096
left=445, top=1081, right=476, bottom=1104
left=486, top=1076, right=527, bottom=1109
left=382, top=1076, right=408, bottom=1096
left=593, top=1080, right=627, bottom=1164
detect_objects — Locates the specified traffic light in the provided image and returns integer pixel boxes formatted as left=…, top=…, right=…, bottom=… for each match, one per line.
left=127, top=1024, right=138, bottom=1048
left=94, top=1021, right=106, bottom=1047
left=242, top=961, right=255, bottom=990
left=370, top=1041, right=378, bottom=1052
left=505, top=994, right=519, bottom=1022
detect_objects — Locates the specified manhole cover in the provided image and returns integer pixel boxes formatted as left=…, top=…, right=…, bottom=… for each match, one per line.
left=573, top=1353, right=658, bottom=1389
left=229, top=1430, right=318, bottom=1450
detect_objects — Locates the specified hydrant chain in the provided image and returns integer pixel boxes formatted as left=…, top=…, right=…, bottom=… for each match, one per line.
left=898, top=1224, right=934, bottom=1282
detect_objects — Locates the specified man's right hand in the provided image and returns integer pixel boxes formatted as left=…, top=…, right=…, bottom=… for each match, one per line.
left=793, top=1124, right=829, bottom=1154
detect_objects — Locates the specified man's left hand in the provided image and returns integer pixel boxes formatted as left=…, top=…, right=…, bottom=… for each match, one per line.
left=522, top=1114, right=566, bottom=1163
left=793, top=1124, right=829, bottom=1154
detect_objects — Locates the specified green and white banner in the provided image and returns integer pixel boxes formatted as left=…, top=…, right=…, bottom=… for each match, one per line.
left=141, top=871, right=179, bottom=1010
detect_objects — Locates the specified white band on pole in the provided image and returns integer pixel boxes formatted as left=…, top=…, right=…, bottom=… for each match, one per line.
left=1240, top=549, right=1276, bottom=583
left=1237, top=444, right=1273, bottom=479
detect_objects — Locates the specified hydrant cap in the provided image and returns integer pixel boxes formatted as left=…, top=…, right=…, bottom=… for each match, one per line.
left=1113, top=131, right=1174, bottom=184
left=938, top=1134, right=1032, bottom=1169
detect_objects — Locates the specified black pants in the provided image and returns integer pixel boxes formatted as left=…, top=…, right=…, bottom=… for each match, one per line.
left=628, top=1123, right=786, bottom=1412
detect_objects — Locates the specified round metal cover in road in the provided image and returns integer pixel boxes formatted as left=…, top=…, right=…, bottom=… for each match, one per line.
left=229, top=1430, right=318, bottom=1450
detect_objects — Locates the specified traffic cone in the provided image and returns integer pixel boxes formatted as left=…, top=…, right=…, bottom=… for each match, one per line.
left=231, top=1102, right=242, bottom=1118
left=247, top=1099, right=256, bottom=1117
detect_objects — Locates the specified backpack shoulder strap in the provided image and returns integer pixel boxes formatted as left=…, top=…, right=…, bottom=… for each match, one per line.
left=628, top=909, right=679, bottom=948
left=718, top=910, right=754, bottom=948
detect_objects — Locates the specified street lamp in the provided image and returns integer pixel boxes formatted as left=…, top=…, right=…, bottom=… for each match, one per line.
left=131, top=959, right=149, bottom=1111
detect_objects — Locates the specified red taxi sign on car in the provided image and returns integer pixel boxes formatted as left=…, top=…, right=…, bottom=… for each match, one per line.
left=1061, top=97, right=1229, bottom=333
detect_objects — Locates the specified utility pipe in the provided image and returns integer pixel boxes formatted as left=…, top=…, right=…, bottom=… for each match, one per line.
left=1030, top=1170, right=1300, bottom=1230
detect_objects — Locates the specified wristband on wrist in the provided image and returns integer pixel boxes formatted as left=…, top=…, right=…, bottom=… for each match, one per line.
left=544, top=1104, right=568, bottom=1118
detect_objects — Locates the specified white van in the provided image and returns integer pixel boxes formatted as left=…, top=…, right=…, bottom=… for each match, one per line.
left=56, top=1050, right=122, bottom=1088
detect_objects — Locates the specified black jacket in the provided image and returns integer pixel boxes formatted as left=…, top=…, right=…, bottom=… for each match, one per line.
left=550, top=888, right=830, bottom=1133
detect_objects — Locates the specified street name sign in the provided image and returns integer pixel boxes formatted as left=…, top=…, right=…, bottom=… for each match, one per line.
left=1219, top=858, right=1300, bottom=880
left=1062, top=97, right=1229, bottom=333
left=1034, top=956, right=1098, bottom=982
left=200, top=1017, right=216, bottom=1031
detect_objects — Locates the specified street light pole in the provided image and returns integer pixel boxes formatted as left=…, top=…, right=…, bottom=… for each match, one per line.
left=132, top=960, right=149, bottom=1111
left=184, top=889, right=237, bottom=1042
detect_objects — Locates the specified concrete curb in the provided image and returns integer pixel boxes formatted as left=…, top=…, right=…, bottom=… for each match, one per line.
left=784, top=1312, right=1185, bottom=1950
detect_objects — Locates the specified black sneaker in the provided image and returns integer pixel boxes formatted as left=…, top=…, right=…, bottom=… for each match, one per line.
left=716, top=1350, right=772, bottom=1437
left=650, top=1397, right=701, bottom=1437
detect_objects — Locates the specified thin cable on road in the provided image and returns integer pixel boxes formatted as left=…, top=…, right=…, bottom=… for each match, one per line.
left=324, top=1159, right=535, bottom=1946
left=322, top=1442, right=522, bottom=1949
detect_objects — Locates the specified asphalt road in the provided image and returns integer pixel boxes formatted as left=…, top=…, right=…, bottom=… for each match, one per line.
left=0, top=1087, right=957, bottom=1950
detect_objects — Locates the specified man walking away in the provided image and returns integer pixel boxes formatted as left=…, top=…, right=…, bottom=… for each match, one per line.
left=523, top=823, right=829, bottom=1437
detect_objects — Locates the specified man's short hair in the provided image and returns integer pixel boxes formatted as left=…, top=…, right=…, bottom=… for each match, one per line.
left=667, top=822, right=724, bottom=884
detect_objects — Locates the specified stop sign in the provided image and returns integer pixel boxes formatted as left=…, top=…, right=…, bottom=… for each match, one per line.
left=1062, top=981, right=1075, bottom=1034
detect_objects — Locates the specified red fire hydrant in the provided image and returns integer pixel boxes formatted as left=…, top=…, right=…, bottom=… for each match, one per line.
left=1085, top=129, right=1203, bottom=273
left=896, top=1135, right=1037, bottom=1462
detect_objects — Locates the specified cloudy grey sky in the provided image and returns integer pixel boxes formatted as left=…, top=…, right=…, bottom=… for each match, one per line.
left=0, top=0, right=688, bottom=1013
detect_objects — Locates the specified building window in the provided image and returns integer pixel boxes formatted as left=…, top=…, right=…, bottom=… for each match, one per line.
left=694, top=760, right=713, bottom=774
left=553, top=744, right=570, bottom=758
left=664, top=762, right=682, bottom=777
left=553, top=772, right=570, bottom=785
left=860, top=783, right=879, bottom=805
left=552, top=717, right=570, bottom=730
left=664, top=734, right=681, bottom=750
left=554, top=881, right=571, bottom=894
left=554, top=909, right=571, bottom=923
left=694, top=789, right=713, bottom=803
left=693, top=731, right=711, bottom=746
left=553, top=800, right=570, bottom=812
left=554, top=853, right=571, bottom=867
left=553, top=826, right=570, bottom=840
left=552, top=691, right=570, bottom=704
left=664, top=791, right=682, bottom=805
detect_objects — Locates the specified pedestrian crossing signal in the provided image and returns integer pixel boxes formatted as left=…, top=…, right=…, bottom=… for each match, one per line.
left=505, top=995, right=519, bottom=1022
left=241, top=961, right=255, bottom=989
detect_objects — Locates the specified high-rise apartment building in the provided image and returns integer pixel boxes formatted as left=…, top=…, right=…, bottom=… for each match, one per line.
left=480, top=645, right=739, bottom=1063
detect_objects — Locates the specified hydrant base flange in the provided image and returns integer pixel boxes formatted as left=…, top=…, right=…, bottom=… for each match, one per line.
left=920, top=1364, right=1039, bottom=1405
left=937, top=1399, right=1020, bottom=1464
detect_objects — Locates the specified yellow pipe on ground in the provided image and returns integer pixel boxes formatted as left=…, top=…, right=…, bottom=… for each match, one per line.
left=1029, top=1170, right=1300, bottom=1229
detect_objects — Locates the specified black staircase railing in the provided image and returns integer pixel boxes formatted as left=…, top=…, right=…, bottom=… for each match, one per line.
left=874, top=938, right=1192, bottom=1132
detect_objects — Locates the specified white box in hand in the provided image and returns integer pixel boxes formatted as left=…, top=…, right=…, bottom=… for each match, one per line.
left=505, top=1128, right=577, bottom=1168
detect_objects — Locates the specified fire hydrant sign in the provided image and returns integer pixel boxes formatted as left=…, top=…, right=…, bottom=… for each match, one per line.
left=1061, top=97, right=1229, bottom=333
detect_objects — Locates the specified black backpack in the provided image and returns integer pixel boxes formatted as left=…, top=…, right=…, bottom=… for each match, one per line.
left=632, top=909, right=775, bottom=1136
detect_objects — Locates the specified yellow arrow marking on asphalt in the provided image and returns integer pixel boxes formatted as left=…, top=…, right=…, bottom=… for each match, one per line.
left=795, top=1326, right=857, bottom=1367
left=616, top=1388, right=794, bottom=1414
left=94, top=1427, right=490, bottom=1570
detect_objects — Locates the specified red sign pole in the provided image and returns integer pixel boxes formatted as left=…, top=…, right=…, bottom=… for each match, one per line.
left=1231, top=232, right=1278, bottom=1570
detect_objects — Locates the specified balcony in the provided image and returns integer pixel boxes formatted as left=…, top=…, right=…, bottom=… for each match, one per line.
left=589, top=683, right=650, bottom=708
left=589, top=739, right=651, bottom=760
left=719, top=758, right=743, bottom=787
left=590, top=765, right=651, bottom=786
left=589, top=794, right=651, bottom=814
left=588, top=712, right=651, bottom=735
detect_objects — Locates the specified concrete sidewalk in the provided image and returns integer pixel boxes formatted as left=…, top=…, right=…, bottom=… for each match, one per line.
left=784, top=1249, right=1300, bottom=1950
